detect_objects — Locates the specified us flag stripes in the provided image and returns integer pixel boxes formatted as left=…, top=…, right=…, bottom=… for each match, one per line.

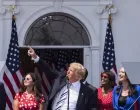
left=2, top=15, right=23, bottom=110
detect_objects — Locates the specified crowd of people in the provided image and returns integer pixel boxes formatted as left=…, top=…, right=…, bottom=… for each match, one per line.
left=0, top=47, right=140, bottom=110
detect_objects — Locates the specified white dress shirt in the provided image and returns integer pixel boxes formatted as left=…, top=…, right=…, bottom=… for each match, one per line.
left=32, top=56, right=40, bottom=63
left=52, top=80, right=81, bottom=110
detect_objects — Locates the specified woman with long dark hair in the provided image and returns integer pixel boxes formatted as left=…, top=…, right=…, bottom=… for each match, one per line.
left=113, top=67, right=140, bottom=110
left=98, top=70, right=116, bottom=110
left=14, top=72, right=45, bottom=110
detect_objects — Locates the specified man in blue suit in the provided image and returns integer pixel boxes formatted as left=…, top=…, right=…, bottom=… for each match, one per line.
left=0, top=81, right=6, bottom=110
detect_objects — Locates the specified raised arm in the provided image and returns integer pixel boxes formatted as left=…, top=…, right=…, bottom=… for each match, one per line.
left=27, top=47, right=59, bottom=80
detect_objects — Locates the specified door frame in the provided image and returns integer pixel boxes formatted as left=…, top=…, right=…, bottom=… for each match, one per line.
left=20, top=45, right=92, bottom=83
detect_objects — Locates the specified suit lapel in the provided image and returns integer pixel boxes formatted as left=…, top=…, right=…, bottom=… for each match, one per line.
left=124, top=96, right=131, bottom=109
left=49, top=76, right=67, bottom=100
left=76, top=83, right=85, bottom=108
left=117, top=87, right=122, bottom=107
left=85, top=82, right=89, bottom=86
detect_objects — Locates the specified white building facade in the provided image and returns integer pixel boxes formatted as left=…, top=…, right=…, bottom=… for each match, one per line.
left=0, top=0, right=140, bottom=87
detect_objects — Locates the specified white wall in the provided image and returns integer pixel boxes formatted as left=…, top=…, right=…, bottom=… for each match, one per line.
left=113, top=0, right=140, bottom=70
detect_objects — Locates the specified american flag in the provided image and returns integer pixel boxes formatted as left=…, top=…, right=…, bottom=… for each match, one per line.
left=102, top=14, right=117, bottom=74
left=2, top=15, right=23, bottom=110
left=70, top=49, right=80, bottom=63
left=56, top=50, right=68, bottom=71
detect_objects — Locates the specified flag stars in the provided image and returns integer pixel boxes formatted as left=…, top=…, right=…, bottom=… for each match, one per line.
left=6, top=17, right=20, bottom=73
left=106, top=62, right=109, bottom=65
left=102, top=18, right=116, bottom=72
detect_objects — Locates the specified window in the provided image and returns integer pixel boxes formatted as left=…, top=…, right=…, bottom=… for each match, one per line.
left=25, top=13, right=90, bottom=46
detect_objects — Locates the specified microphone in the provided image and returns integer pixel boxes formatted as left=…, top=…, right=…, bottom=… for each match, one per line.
left=128, top=95, right=140, bottom=110
left=66, top=76, right=70, bottom=110
left=66, top=76, right=69, bottom=81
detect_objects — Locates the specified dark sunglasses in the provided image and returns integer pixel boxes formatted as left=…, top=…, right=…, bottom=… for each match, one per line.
left=101, top=74, right=108, bottom=79
left=23, top=78, right=32, bottom=81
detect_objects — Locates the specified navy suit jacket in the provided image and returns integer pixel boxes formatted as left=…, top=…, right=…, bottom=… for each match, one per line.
left=0, top=82, right=6, bottom=110
left=37, top=59, right=98, bottom=110
left=85, top=82, right=97, bottom=94
left=113, top=85, right=140, bottom=110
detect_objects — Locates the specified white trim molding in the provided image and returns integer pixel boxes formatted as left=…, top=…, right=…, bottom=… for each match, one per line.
left=0, top=5, right=19, bottom=14
left=96, top=4, right=117, bottom=14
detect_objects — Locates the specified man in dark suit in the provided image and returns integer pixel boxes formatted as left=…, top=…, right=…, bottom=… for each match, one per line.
left=81, top=68, right=97, bottom=93
left=28, top=47, right=97, bottom=110
left=0, top=81, right=6, bottom=110
left=80, top=69, right=98, bottom=110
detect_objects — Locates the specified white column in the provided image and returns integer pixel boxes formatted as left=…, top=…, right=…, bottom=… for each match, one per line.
left=0, top=3, right=5, bottom=60
left=90, top=47, right=100, bottom=88
left=0, top=19, right=4, bottom=60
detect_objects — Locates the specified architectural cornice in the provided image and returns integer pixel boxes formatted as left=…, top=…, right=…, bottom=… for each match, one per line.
left=96, top=0, right=117, bottom=15
left=96, top=4, right=117, bottom=14
left=0, top=5, right=19, bottom=14
left=96, top=3, right=117, bottom=19
left=90, top=46, right=99, bottom=50
left=2, top=0, right=103, bottom=6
